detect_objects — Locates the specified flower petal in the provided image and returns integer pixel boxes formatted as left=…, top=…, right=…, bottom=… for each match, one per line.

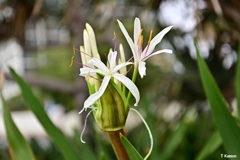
left=117, top=19, right=139, bottom=63
left=83, top=76, right=111, bottom=109
left=113, top=73, right=140, bottom=106
left=80, top=67, right=94, bottom=77
left=80, top=67, right=105, bottom=77
left=143, top=26, right=173, bottom=57
left=134, top=17, right=141, bottom=44
left=138, top=61, right=146, bottom=78
left=88, top=58, right=109, bottom=74
left=112, top=62, right=132, bottom=73
left=108, top=51, right=117, bottom=70
left=143, top=49, right=172, bottom=61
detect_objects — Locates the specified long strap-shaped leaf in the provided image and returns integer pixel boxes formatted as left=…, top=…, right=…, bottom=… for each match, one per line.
left=9, top=68, right=81, bottom=160
left=120, top=134, right=143, bottom=160
left=196, top=131, right=222, bottom=160
left=1, top=93, right=35, bottom=160
left=195, top=41, right=240, bottom=155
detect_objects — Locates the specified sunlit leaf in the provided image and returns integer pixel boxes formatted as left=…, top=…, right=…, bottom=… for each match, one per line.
left=120, top=133, right=143, bottom=160
left=9, top=67, right=81, bottom=160
left=195, top=40, right=240, bottom=155
left=1, top=93, right=35, bottom=160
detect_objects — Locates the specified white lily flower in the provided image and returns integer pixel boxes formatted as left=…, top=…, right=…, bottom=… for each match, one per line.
left=117, top=17, right=173, bottom=78
left=79, top=51, right=140, bottom=112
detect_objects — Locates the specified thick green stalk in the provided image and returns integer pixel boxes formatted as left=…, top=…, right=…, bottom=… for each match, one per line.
left=106, top=129, right=129, bottom=160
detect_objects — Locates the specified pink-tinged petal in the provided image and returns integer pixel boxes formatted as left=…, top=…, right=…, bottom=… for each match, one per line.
left=113, top=73, right=140, bottom=106
left=117, top=20, right=139, bottom=63
left=143, top=49, right=172, bottom=61
left=112, top=62, right=132, bottom=73
left=108, top=51, right=117, bottom=70
left=88, top=58, right=109, bottom=74
left=138, top=61, right=146, bottom=78
left=83, top=76, right=111, bottom=109
left=134, top=18, right=141, bottom=44
left=143, top=26, right=173, bottom=57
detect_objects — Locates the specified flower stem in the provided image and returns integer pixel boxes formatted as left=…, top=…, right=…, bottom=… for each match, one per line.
left=127, top=67, right=138, bottom=101
left=107, top=129, right=129, bottom=160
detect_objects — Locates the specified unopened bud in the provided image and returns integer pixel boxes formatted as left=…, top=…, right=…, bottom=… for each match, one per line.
left=93, top=81, right=128, bottom=131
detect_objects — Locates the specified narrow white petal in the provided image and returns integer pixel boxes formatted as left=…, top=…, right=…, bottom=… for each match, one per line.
left=117, top=20, right=139, bottom=63
left=143, top=49, right=172, bottom=61
left=117, top=20, right=132, bottom=41
left=83, top=76, right=111, bottom=109
left=143, top=26, right=173, bottom=57
left=88, top=58, right=109, bottom=74
left=134, top=17, right=141, bottom=44
left=80, top=67, right=105, bottom=77
left=112, top=62, right=132, bottom=73
left=79, top=67, right=93, bottom=77
left=108, top=51, right=117, bottom=70
left=113, top=73, right=140, bottom=106
left=138, top=61, right=146, bottom=78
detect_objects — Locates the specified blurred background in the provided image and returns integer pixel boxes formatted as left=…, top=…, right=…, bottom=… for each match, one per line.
left=0, top=0, right=239, bottom=159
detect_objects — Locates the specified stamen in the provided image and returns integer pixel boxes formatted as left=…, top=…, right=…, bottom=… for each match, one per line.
left=80, top=109, right=94, bottom=143
left=113, top=32, right=117, bottom=51
left=69, top=46, right=95, bottom=67
left=130, top=108, right=153, bottom=160
left=142, top=30, right=153, bottom=60
left=69, top=45, right=76, bottom=67
left=137, top=29, right=143, bottom=45
left=74, top=48, right=92, bottom=59
left=125, top=63, right=134, bottom=75
left=87, top=72, right=103, bottom=81
left=74, top=60, right=95, bottom=70
left=137, top=30, right=144, bottom=55
left=127, top=55, right=134, bottom=62
left=148, top=30, right=153, bottom=44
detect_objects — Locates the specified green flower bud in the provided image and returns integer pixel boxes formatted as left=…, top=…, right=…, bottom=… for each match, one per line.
left=93, top=79, right=129, bottom=131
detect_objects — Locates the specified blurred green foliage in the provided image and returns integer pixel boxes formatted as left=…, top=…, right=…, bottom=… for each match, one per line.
left=1, top=0, right=240, bottom=159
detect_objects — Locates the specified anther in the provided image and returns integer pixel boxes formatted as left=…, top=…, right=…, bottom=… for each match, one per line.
left=148, top=30, right=153, bottom=44
left=69, top=45, right=76, bottom=67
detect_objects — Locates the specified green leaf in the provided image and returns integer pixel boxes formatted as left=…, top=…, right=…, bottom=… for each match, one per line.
left=195, top=40, right=240, bottom=156
left=196, top=131, right=222, bottom=160
left=120, top=134, right=143, bottom=160
left=236, top=42, right=240, bottom=118
left=160, top=121, right=187, bottom=160
left=1, top=93, right=35, bottom=160
left=9, top=67, right=81, bottom=160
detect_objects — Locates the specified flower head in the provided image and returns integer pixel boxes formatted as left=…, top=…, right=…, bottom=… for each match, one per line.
left=77, top=23, right=141, bottom=133
left=80, top=51, right=140, bottom=112
left=117, top=17, right=173, bottom=78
